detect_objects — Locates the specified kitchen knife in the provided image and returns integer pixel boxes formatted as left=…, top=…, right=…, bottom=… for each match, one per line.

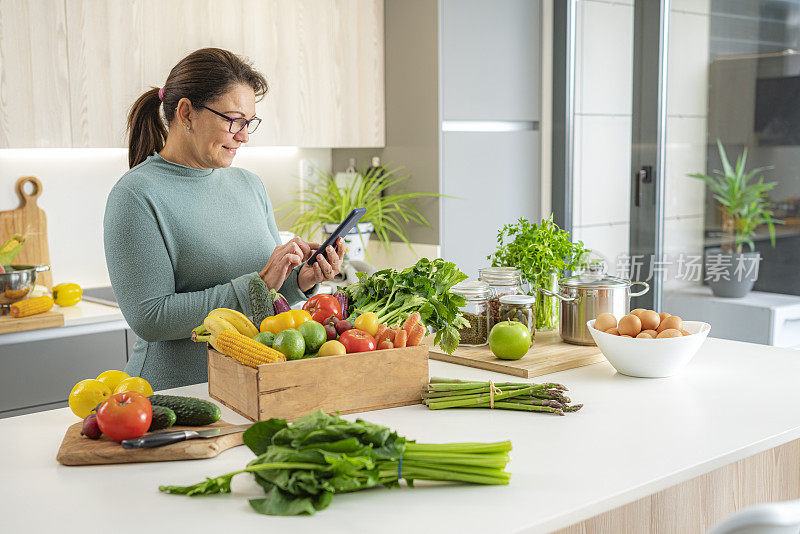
left=121, top=424, right=251, bottom=449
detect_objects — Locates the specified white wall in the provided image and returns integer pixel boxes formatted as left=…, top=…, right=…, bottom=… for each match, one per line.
left=571, top=0, right=710, bottom=284
left=0, top=147, right=331, bottom=288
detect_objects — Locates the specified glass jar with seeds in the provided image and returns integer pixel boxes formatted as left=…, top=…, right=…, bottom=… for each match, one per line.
left=478, top=266, right=526, bottom=329
left=498, top=294, right=536, bottom=346
left=450, top=280, right=491, bottom=346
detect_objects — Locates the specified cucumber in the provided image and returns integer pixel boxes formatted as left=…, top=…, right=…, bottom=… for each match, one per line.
left=148, top=405, right=177, bottom=431
left=148, top=395, right=221, bottom=426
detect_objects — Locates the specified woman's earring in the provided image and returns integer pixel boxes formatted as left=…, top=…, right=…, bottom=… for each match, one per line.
left=185, top=125, right=190, bottom=132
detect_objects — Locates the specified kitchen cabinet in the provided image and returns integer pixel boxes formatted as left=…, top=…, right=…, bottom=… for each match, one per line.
left=0, top=0, right=384, bottom=148
left=0, top=329, right=127, bottom=418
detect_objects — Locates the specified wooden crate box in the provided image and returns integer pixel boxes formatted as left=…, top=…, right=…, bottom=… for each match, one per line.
left=207, top=344, right=429, bottom=422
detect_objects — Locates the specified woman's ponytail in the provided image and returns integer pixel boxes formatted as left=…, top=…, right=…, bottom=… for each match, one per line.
left=127, top=87, right=167, bottom=169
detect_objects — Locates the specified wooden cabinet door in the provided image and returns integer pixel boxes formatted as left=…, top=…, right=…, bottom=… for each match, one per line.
left=0, top=0, right=72, bottom=148
left=2, top=0, right=384, bottom=148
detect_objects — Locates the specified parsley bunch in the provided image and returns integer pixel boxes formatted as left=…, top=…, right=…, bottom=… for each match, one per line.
left=488, top=216, right=588, bottom=330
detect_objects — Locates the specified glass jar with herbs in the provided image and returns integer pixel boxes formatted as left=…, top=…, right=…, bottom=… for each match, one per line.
left=478, top=266, right=526, bottom=329
left=498, top=294, right=536, bottom=347
left=450, top=280, right=491, bottom=346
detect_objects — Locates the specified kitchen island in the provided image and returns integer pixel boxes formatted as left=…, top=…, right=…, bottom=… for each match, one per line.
left=2, top=337, right=800, bottom=533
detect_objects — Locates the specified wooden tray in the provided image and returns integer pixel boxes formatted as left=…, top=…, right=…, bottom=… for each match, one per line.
left=208, top=344, right=429, bottom=422
left=428, top=330, right=605, bottom=378
left=56, top=420, right=244, bottom=466
left=0, top=309, right=64, bottom=334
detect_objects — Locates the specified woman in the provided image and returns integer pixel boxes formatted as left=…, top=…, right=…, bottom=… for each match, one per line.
left=104, top=48, right=344, bottom=391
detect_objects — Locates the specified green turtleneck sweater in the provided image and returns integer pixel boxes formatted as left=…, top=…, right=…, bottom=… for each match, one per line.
left=104, top=153, right=312, bottom=391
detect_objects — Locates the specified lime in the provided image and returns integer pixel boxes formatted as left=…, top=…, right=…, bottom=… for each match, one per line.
left=298, top=321, right=326, bottom=354
left=273, top=329, right=306, bottom=361
left=254, top=331, right=276, bottom=347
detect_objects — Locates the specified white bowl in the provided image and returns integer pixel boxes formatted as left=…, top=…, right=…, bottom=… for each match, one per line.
left=586, top=319, right=711, bottom=378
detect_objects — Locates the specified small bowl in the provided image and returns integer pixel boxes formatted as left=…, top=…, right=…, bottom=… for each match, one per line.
left=0, top=264, right=50, bottom=313
left=586, top=319, right=711, bottom=378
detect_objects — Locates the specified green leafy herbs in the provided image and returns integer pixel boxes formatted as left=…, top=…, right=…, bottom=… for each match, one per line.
left=159, top=410, right=512, bottom=516
left=488, top=216, right=588, bottom=330
left=343, top=257, right=470, bottom=354
left=688, top=140, right=781, bottom=254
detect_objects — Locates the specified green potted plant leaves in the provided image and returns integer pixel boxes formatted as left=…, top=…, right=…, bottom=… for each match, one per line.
left=689, top=140, right=781, bottom=298
left=487, top=216, right=589, bottom=331
left=280, top=163, right=440, bottom=260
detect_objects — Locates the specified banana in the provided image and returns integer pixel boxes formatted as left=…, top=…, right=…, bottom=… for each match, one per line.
left=207, top=307, right=259, bottom=338
left=203, top=315, right=239, bottom=337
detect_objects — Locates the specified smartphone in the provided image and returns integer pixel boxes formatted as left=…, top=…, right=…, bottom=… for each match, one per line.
left=306, top=207, right=366, bottom=266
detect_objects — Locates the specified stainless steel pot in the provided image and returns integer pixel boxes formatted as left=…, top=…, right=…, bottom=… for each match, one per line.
left=0, top=265, right=51, bottom=313
left=538, top=269, right=649, bottom=346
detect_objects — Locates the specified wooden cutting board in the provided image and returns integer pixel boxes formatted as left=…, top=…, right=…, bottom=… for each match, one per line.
left=0, top=309, right=64, bottom=334
left=0, top=176, right=52, bottom=288
left=56, top=420, right=246, bottom=466
left=428, top=330, right=606, bottom=378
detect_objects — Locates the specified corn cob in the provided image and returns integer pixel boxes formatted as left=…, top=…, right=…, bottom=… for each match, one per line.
left=215, top=330, right=286, bottom=367
left=10, top=295, right=54, bottom=318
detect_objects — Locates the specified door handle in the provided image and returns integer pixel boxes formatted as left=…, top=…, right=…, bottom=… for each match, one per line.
left=634, top=165, right=652, bottom=207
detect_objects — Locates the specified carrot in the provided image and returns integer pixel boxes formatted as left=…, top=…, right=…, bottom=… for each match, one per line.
left=376, top=327, right=392, bottom=345
left=386, top=328, right=398, bottom=342
left=403, top=312, right=421, bottom=335
left=377, top=340, right=394, bottom=350
left=407, top=323, right=425, bottom=347
left=393, top=330, right=407, bottom=348
left=375, top=324, right=388, bottom=341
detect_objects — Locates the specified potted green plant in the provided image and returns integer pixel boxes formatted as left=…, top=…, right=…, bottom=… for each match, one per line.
left=280, top=163, right=439, bottom=261
left=488, top=216, right=589, bottom=331
left=689, top=140, right=781, bottom=298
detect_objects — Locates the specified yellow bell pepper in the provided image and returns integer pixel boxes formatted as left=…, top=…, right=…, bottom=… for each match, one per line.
left=52, top=283, right=82, bottom=307
left=259, top=309, right=313, bottom=334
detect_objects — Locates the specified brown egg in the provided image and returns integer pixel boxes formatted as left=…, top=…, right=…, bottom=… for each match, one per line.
left=594, top=313, right=617, bottom=332
left=659, top=312, right=671, bottom=322
left=656, top=328, right=683, bottom=338
left=641, top=329, right=658, bottom=338
left=605, top=327, right=620, bottom=335
left=630, top=308, right=648, bottom=317
left=620, top=335, right=633, bottom=338
left=658, top=315, right=683, bottom=333
left=639, top=310, right=661, bottom=331
left=618, top=314, right=642, bottom=337
left=681, top=329, right=692, bottom=336
left=636, top=331, right=654, bottom=339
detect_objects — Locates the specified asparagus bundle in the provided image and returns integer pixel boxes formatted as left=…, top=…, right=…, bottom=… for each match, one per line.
left=423, top=377, right=583, bottom=416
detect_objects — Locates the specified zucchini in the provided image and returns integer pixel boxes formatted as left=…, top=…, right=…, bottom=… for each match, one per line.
left=148, top=405, right=177, bottom=431
left=248, top=276, right=274, bottom=327
left=148, top=395, right=221, bottom=426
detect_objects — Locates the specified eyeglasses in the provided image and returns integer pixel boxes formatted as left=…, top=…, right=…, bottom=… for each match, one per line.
left=201, top=105, right=262, bottom=134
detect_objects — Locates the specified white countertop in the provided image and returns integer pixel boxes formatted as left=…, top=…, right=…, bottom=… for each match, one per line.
left=0, top=299, right=127, bottom=345
left=2, top=337, right=800, bottom=533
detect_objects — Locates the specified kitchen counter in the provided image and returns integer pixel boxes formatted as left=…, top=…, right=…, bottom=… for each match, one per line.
left=0, top=299, right=126, bottom=346
left=3, top=337, right=800, bottom=533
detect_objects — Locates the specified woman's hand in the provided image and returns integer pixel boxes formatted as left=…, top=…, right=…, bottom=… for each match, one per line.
left=259, top=237, right=319, bottom=290
left=297, top=238, right=346, bottom=292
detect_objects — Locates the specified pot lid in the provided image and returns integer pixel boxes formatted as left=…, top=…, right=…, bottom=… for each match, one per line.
left=560, top=262, right=632, bottom=289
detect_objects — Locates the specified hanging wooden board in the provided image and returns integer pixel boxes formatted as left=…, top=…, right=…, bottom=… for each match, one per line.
left=428, top=330, right=606, bottom=378
left=0, top=176, right=53, bottom=288
left=0, top=309, right=64, bottom=334
left=56, top=420, right=245, bottom=466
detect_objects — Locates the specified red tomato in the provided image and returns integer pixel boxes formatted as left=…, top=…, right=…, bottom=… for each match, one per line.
left=338, top=329, right=376, bottom=353
left=303, top=294, right=343, bottom=324
left=96, top=391, right=153, bottom=442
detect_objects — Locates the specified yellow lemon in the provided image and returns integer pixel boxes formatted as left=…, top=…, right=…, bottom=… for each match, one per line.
left=96, top=370, right=130, bottom=392
left=68, top=379, right=112, bottom=419
left=114, top=376, right=153, bottom=396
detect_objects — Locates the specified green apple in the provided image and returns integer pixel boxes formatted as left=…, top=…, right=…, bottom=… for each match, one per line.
left=488, top=321, right=531, bottom=360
